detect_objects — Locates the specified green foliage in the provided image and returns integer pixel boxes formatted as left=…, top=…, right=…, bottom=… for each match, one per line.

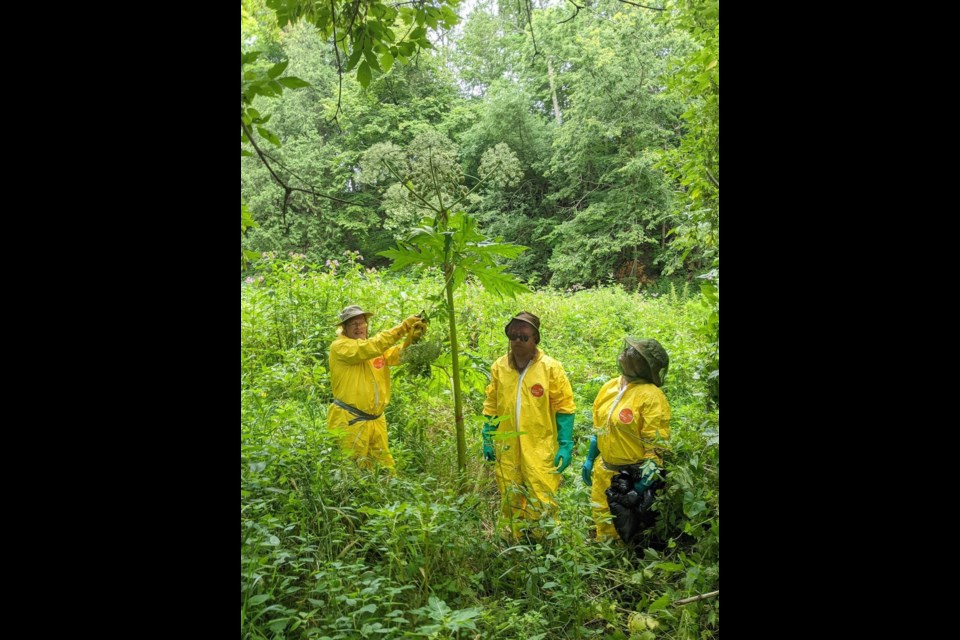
left=458, top=81, right=553, bottom=177
left=265, top=0, right=461, bottom=89
left=656, top=0, right=719, bottom=276
left=654, top=0, right=719, bottom=409
left=478, top=142, right=523, bottom=189
left=443, top=2, right=695, bottom=287
left=241, top=0, right=463, bottom=268
left=660, top=0, right=719, bottom=210
left=411, top=595, right=481, bottom=636
left=381, top=212, right=528, bottom=298
left=451, top=0, right=524, bottom=97
left=242, top=51, right=310, bottom=152
left=242, top=201, right=260, bottom=268
left=241, top=21, right=471, bottom=267
left=242, top=262, right=719, bottom=638
left=450, top=80, right=556, bottom=283
left=696, top=268, right=719, bottom=405
left=546, top=199, right=663, bottom=290
left=531, top=4, right=689, bottom=289
left=241, top=1, right=717, bottom=288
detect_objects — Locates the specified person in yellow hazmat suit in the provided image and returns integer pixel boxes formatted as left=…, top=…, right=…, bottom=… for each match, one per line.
left=581, top=337, right=671, bottom=542
left=328, top=305, right=426, bottom=470
left=482, top=312, right=576, bottom=538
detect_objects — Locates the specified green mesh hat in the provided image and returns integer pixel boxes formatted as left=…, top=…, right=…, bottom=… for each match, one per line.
left=622, top=337, right=669, bottom=386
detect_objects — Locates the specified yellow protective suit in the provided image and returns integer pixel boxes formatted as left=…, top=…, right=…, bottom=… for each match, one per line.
left=589, top=377, right=671, bottom=540
left=328, top=319, right=414, bottom=469
left=483, top=349, right=575, bottom=536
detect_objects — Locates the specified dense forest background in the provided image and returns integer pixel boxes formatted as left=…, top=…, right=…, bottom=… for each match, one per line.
left=242, top=0, right=718, bottom=291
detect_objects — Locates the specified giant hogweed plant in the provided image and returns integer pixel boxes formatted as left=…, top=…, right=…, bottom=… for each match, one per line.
left=377, top=150, right=526, bottom=475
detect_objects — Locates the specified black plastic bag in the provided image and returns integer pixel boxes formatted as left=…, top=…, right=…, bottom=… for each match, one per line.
left=605, top=467, right=660, bottom=546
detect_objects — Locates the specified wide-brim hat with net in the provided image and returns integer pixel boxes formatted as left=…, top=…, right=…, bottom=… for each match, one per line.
left=623, top=337, right=669, bottom=386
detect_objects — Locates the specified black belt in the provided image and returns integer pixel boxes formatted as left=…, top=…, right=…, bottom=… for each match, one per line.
left=601, top=458, right=645, bottom=472
left=333, top=399, right=382, bottom=425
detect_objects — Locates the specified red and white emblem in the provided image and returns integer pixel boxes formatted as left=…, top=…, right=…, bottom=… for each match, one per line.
left=530, top=383, right=544, bottom=397
left=619, top=408, right=634, bottom=424
left=372, top=357, right=386, bottom=369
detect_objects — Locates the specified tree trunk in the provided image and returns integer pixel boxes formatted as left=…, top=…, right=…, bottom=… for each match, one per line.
left=547, top=58, right=562, bottom=126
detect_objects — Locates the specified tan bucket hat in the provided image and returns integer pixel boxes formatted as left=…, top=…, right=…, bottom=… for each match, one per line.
left=335, top=304, right=374, bottom=325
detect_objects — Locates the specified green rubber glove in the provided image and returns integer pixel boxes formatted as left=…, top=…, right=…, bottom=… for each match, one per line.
left=581, top=435, right=599, bottom=486
left=482, top=418, right=497, bottom=462
left=553, top=413, right=575, bottom=473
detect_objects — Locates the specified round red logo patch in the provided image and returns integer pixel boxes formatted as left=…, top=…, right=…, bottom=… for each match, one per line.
left=530, top=383, right=544, bottom=397
left=619, top=408, right=634, bottom=424
left=372, top=357, right=386, bottom=369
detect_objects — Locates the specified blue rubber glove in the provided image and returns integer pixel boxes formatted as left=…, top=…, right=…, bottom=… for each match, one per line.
left=482, top=418, right=497, bottom=462
left=553, top=413, right=575, bottom=473
left=581, top=435, right=599, bottom=486
left=634, top=459, right=660, bottom=493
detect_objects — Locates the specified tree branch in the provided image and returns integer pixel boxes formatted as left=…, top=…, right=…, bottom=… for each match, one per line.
left=705, top=168, right=719, bottom=188
left=558, top=1, right=582, bottom=24
left=329, top=0, right=344, bottom=130
left=241, top=118, right=287, bottom=190
left=281, top=187, right=291, bottom=233
left=616, top=0, right=665, bottom=10
left=523, top=0, right=541, bottom=58
left=241, top=118, right=358, bottom=206
left=673, top=590, right=719, bottom=606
